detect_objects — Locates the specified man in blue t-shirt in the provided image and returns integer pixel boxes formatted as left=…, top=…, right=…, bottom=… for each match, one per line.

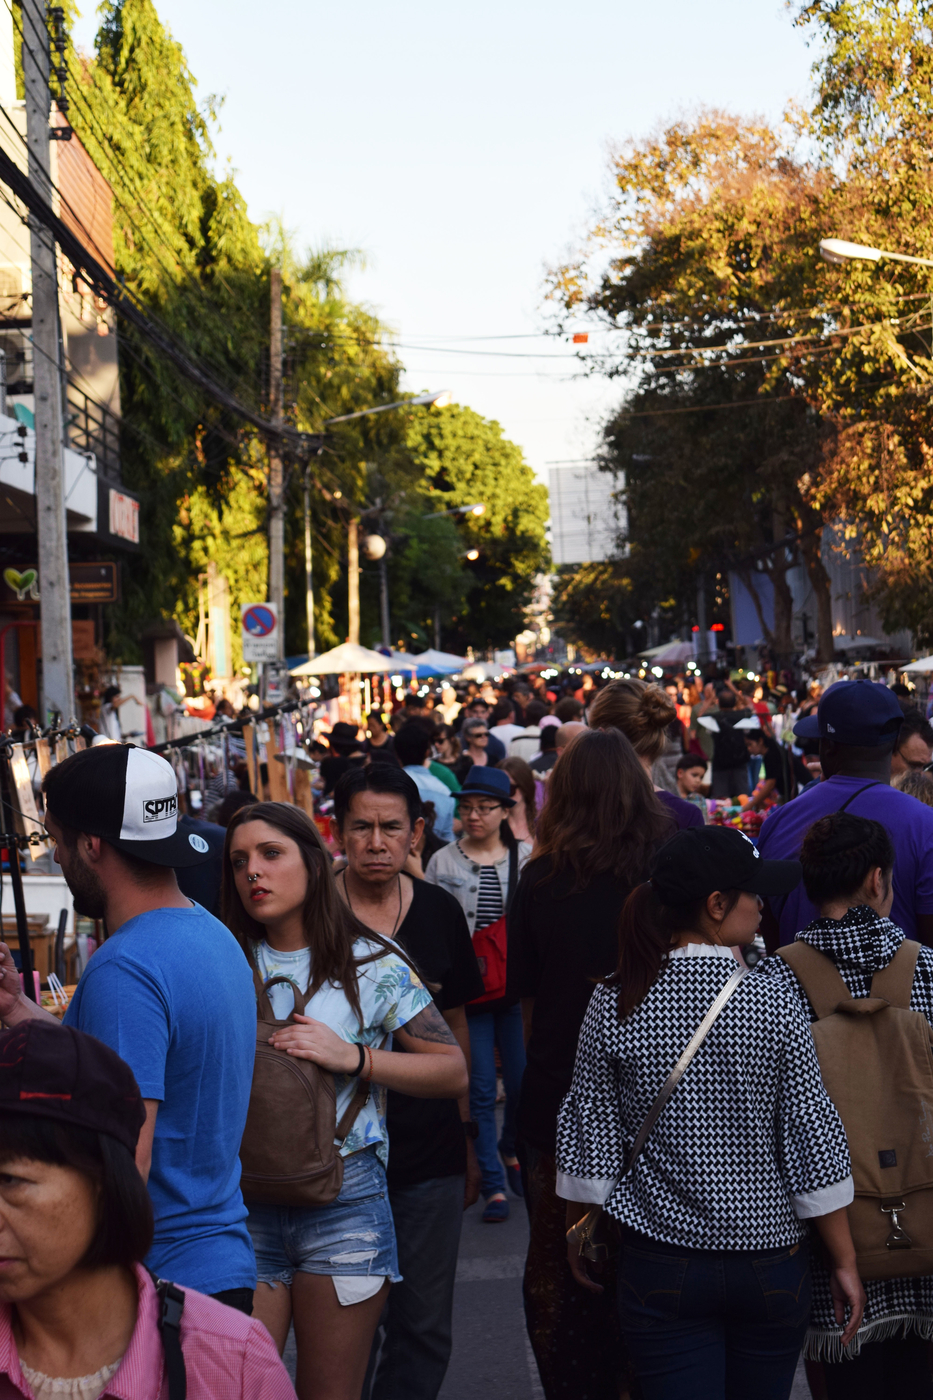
left=0, top=743, right=256, bottom=1307
left=757, top=679, right=933, bottom=948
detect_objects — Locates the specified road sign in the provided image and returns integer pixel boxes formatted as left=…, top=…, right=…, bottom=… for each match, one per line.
left=241, top=603, right=278, bottom=662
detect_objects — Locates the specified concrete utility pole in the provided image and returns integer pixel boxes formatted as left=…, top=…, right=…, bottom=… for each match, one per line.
left=23, top=0, right=72, bottom=722
left=267, top=268, right=285, bottom=659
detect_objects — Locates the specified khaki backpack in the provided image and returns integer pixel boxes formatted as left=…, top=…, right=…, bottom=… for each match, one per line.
left=779, top=939, right=933, bottom=1280
left=239, top=970, right=372, bottom=1207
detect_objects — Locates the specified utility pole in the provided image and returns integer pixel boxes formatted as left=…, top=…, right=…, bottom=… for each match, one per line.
left=303, top=466, right=315, bottom=658
left=267, top=268, right=284, bottom=659
left=347, top=517, right=360, bottom=646
left=24, top=0, right=72, bottom=723
left=378, top=555, right=391, bottom=650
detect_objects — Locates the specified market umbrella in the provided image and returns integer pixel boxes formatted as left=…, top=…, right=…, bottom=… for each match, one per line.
left=415, top=648, right=469, bottom=674
left=289, top=642, right=394, bottom=676
left=902, top=655, right=933, bottom=673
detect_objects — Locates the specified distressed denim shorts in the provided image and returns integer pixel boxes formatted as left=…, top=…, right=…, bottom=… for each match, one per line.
left=246, top=1145, right=400, bottom=1286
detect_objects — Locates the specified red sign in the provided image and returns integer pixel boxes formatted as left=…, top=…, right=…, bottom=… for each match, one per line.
left=109, top=490, right=139, bottom=543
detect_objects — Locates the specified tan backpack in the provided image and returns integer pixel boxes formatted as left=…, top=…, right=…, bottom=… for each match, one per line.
left=779, top=939, right=933, bottom=1280
left=239, top=970, right=372, bottom=1207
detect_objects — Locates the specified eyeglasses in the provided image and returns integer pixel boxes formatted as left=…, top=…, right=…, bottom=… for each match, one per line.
left=458, top=802, right=503, bottom=817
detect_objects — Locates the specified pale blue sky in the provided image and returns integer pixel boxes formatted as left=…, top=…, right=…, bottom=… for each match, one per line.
left=73, top=1, right=817, bottom=480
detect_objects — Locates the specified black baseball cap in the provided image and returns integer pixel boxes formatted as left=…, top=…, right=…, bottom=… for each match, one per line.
left=651, top=826, right=801, bottom=905
left=794, top=679, right=904, bottom=748
left=0, top=1020, right=146, bottom=1154
left=43, top=744, right=212, bottom=867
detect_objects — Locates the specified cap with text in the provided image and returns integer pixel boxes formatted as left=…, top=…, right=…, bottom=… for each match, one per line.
left=43, top=743, right=211, bottom=867
left=793, top=679, right=904, bottom=748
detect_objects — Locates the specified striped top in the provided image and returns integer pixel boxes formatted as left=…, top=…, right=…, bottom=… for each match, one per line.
left=475, top=863, right=504, bottom=929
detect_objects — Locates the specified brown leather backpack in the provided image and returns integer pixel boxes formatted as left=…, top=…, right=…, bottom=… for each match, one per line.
left=239, top=970, right=372, bottom=1207
left=779, top=939, right=933, bottom=1280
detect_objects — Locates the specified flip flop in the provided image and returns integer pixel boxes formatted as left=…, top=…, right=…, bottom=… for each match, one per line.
left=482, top=1193, right=509, bottom=1223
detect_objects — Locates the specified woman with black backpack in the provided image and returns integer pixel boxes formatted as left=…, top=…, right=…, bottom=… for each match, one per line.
left=222, top=802, right=468, bottom=1400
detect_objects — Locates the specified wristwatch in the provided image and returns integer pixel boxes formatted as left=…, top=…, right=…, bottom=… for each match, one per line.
left=462, top=1119, right=479, bottom=1140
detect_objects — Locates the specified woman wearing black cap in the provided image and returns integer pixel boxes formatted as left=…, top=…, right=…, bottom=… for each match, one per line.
left=557, top=826, right=865, bottom=1400
left=0, top=1021, right=295, bottom=1399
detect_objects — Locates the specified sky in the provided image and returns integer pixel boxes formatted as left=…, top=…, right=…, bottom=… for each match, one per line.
left=73, top=0, right=818, bottom=484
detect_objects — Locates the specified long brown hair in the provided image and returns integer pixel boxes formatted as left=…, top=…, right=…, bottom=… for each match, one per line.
left=500, top=755, right=537, bottom=836
left=221, top=801, right=412, bottom=1029
left=608, top=882, right=741, bottom=1019
left=533, top=727, right=674, bottom=888
left=588, top=678, right=677, bottom=765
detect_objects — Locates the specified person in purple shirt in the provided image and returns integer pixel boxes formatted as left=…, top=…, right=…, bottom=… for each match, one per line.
left=757, top=679, right=933, bottom=947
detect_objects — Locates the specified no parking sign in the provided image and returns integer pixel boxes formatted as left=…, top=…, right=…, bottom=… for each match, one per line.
left=241, top=602, right=279, bottom=662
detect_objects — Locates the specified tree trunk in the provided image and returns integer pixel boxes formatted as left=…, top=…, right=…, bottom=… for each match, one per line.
left=800, top=531, right=835, bottom=664
left=768, top=559, right=795, bottom=667
left=737, top=568, right=775, bottom=652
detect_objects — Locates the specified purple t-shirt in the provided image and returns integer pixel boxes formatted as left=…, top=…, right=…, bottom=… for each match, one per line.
left=756, top=775, right=933, bottom=944
left=657, top=788, right=704, bottom=831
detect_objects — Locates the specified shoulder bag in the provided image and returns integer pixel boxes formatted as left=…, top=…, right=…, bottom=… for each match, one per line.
left=567, top=963, right=748, bottom=1263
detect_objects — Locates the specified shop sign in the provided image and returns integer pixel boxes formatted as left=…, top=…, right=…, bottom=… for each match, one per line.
left=109, top=489, right=139, bottom=543
left=0, top=561, right=119, bottom=604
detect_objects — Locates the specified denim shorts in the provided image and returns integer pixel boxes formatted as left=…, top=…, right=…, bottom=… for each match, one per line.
left=246, top=1145, right=401, bottom=1286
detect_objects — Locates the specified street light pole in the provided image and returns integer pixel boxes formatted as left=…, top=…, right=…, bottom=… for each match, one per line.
left=24, top=0, right=72, bottom=723
left=347, top=516, right=360, bottom=647
left=268, top=268, right=285, bottom=659
left=303, top=465, right=315, bottom=658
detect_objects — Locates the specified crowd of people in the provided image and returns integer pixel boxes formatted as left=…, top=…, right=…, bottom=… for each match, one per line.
left=2, top=667, right=933, bottom=1399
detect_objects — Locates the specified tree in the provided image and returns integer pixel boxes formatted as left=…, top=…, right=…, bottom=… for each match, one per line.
left=403, top=403, right=549, bottom=652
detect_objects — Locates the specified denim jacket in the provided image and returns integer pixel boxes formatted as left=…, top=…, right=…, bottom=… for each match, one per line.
left=424, top=838, right=532, bottom=934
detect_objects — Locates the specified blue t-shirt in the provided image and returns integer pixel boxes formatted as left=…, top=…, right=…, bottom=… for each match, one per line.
left=64, top=903, right=256, bottom=1293
left=757, top=775, right=933, bottom=944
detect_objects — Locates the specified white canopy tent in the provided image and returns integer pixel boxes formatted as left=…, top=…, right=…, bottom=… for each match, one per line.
left=289, top=642, right=394, bottom=677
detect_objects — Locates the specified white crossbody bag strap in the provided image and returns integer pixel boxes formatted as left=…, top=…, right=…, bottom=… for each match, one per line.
left=625, top=964, right=747, bottom=1171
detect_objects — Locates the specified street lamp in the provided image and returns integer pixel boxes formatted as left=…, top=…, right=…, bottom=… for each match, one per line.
left=325, top=390, right=453, bottom=427
left=425, top=503, right=486, bottom=519
left=819, top=238, right=933, bottom=269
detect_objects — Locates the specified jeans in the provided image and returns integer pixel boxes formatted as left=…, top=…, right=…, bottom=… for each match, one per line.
left=618, top=1233, right=810, bottom=1400
left=468, top=1004, right=526, bottom=1197
left=211, top=1287, right=253, bottom=1315
left=369, top=1175, right=465, bottom=1400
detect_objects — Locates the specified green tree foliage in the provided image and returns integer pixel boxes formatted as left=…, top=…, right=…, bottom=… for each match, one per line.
left=403, top=404, right=549, bottom=651
left=547, top=2, right=933, bottom=651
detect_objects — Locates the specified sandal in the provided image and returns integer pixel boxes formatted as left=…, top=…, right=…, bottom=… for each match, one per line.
left=482, top=1193, right=510, bottom=1223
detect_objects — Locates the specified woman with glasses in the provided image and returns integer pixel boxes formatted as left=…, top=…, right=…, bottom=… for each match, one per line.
left=454, top=719, right=492, bottom=784
left=426, top=768, right=531, bottom=1222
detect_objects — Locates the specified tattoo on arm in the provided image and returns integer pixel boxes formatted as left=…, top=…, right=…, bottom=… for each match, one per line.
left=398, top=1001, right=458, bottom=1046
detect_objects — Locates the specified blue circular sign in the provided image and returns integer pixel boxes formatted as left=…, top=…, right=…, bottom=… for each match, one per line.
left=243, top=605, right=276, bottom=637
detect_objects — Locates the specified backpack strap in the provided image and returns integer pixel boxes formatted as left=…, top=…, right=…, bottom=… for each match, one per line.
left=778, top=941, right=853, bottom=1019
left=836, top=780, right=883, bottom=814
left=505, top=840, right=519, bottom=917
left=148, top=1272, right=187, bottom=1400
left=870, top=938, right=920, bottom=1009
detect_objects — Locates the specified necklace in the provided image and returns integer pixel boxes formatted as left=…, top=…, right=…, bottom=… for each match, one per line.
left=342, top=869, right=403, bottom=939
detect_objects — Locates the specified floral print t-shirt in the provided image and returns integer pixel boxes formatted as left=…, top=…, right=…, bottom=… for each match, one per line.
left=253, top=937, right=431, bottom=1166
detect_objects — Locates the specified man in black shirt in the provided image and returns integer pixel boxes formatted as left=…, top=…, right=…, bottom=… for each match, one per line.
left=333, top=765, right=484, bottom=1400
left=704, top=690, right=751, bottom=797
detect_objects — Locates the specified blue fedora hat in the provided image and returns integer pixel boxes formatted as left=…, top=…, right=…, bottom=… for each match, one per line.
left=457, top=766, right=515, bottom=806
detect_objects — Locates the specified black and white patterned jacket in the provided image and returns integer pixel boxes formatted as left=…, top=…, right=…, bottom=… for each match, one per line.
left=555, top=943, right=853, bottom=1251
left=758, top=906, right=933, bottom=1358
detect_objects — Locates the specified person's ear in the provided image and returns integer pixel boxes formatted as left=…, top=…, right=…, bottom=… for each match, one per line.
left=706, top=889, right=727, bottom=921
left=867, top=866, right=887, bottom=901
left=82, top=834, right=105, bottom=865
left=410, top=816, right=425, bottom=852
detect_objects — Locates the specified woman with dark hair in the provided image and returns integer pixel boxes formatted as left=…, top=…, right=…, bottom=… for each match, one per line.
left=589, top=678, right=703, bottom=828
left=558, top=826, right=864, bottom=1400
left=0, top=1020, right=294, bottom=1398
left=221, top=802, right=467, bottom=1400
left=507, top=726, right=675, bottom=1397
left=500, top=755, right=537, bottom=843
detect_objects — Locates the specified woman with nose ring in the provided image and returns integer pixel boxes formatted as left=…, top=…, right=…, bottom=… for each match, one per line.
left=223, top=802, right=469, bottom=1400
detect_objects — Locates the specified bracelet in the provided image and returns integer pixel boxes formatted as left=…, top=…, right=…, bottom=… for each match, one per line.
left=352, top=1042, right=366, bottom=1077
left=361, top=1044, right=374, bottom=1083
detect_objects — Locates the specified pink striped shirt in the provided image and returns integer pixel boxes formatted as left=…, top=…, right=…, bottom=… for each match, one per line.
left=0, top=1265, right=296, bottom=1400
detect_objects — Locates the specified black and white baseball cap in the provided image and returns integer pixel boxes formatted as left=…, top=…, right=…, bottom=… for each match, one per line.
left=43, top=744, right=212, bottom=867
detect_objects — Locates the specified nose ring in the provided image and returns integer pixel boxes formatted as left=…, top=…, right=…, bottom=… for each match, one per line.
left=247, top=874, right=259, bottom=883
